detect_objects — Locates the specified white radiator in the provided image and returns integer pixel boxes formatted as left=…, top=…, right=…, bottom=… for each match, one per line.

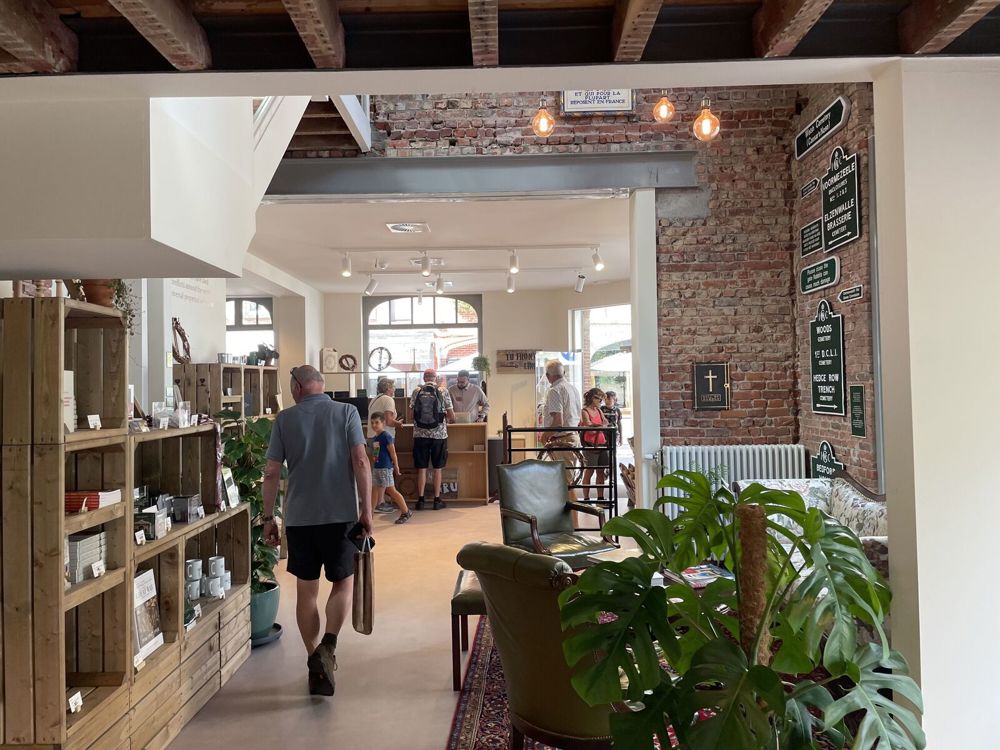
left=658, top=444, right=807, bottom=517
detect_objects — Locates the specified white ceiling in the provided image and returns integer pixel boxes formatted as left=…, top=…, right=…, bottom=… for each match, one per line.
left=246, top=195, right=631, bottom=294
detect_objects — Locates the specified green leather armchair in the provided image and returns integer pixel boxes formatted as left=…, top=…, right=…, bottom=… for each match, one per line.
left=497, top=460, right=617, bottom=570
left=457, top=542, right=613, bottom=750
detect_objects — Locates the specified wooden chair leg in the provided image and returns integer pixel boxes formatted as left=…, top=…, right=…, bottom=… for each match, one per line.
left=510, top=725, right=525, bottom=750
left=451, top=614, right=461, bottom=691
left=460, top=614, right=469, bottom=651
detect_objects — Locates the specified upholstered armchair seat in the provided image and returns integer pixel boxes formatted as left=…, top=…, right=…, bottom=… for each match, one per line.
left=509, top=531, right=618, bottom=570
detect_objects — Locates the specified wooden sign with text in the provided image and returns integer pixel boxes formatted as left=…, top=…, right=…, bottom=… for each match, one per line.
left=496, top=350, right=537, bottom=374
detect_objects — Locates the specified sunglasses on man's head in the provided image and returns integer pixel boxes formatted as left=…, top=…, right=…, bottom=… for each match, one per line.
left=290, top=368, right=304, bottom=389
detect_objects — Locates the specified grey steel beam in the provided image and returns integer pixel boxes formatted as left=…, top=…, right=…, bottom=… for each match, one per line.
left=266, top=152, right=698, bottom=199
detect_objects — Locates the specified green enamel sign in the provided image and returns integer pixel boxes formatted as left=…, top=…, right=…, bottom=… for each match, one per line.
left=811, top=440, right=845, bottom=478
left=822, top=146, right=861, bottom=252
left=800, top=256, right=840, bottom=294
left=850, top=384, right=866, bottom=437
left=795, top=96, right=850, bottom=160
left=810, top=299, right=845, bottom=416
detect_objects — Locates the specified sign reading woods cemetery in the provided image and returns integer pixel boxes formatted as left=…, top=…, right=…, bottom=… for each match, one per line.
left=822, top=146, right=861, bottom=252
left=795, top=96, right=850, bottom=160
left=810, top=299, right=846, bottom=415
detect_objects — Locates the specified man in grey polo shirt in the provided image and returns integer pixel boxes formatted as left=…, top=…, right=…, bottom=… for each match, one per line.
left=261, top=365, right=372, bottom=698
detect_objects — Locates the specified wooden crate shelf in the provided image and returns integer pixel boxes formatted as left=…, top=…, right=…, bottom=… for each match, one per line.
left=63, top=569, right=128, bottom=612
left=173, top=362, right=283, bottom=421
left=64, top=502, right=126, bottom=536
left=389, top=423, right=490, bottom=503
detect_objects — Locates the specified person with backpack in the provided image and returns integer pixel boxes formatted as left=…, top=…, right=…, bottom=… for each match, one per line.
left=410, top=368, right=456, bottom=510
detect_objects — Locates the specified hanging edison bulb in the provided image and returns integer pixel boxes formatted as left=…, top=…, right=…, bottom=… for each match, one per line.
left=652, top=95, right=675, bottom=124
left=692, top=98, right=721, bottom=142
left=531, top=97, right=556, bottom=138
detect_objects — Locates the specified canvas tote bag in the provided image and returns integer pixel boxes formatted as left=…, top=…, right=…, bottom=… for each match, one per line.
left=353, top=537, right=374, bottom=635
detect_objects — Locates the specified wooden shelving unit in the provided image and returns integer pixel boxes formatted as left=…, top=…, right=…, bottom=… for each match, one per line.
left=173, top=363, right=282, bottom=421
left=392, top=423, right=490, bottom=503
left=0, top=300, right=252, bottom=750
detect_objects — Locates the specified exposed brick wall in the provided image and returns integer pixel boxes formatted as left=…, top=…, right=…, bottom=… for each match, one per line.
left=792, top=84, right=878, bottom=486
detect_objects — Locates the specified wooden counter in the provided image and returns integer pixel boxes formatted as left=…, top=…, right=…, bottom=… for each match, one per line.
left=391, top=422, right=490, bottom=504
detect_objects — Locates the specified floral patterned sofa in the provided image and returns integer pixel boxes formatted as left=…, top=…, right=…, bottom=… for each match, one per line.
left=740, top=470, right=888, bottom=579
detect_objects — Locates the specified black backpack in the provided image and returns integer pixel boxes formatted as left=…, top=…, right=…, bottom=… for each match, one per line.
left=413, top=384, right=446, bottom=429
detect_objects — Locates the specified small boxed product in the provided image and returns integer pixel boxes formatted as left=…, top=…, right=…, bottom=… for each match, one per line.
left=172, top=494, right=204, bottom=524
left=139, top=507, right=169, bottom=540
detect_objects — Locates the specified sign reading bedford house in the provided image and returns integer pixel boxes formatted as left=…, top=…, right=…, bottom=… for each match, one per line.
left=850, top=384, right=866, bottom=437
left=800, top=218, right=824, bottom=257
left=821, top=146, right=861, bottom=252
left=561, top=90, right=634, bottom=114
left=800, top=256, right=840, bottom=294
left=810, top=299, right=846, bottom=415
left=795, top=96, right=850, bottom=160
left=811, top=440, right=845, bottom=478
left=692, top=362, right=731, bottom=411
left=496, top=350, right=537, bottom=373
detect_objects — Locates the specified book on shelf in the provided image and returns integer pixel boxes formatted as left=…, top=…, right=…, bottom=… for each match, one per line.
left=681, top=564, right=735, bottom=589
left=133, top=569, right=165, bottom=668
left=65, top=489, right=123, bottom=514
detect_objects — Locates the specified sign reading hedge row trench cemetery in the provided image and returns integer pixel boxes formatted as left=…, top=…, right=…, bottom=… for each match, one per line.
left=810, top=299, right=846, bottom=415
left=822, top=146, right=861, bottom=252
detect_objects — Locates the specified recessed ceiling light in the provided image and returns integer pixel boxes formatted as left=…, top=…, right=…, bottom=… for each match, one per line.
left=387, top=222, right=430, bottom=234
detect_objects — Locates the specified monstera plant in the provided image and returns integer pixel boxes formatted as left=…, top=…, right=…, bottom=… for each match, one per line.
left=559, top=470, right=924, bottom=750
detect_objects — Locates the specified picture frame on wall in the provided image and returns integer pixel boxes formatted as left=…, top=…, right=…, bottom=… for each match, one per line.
left=561, top=90, right=635, bottom=115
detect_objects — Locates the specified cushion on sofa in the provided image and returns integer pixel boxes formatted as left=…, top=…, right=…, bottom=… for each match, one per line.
left=745, top=478, right=833, bottom=513
left=830, top=481, right=888, bottom=537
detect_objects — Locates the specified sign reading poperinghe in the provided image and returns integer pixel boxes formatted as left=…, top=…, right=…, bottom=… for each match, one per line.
left=496, top=350, right=537, bottom=374
left=800, top=256, right=840, bottom=294
left=692, top=362, right=731, bottom=411
left=811, top=440, right=845, bottom=478
left=822, top=146, right=861, bottom=252
left=800, top=219, right=824, bottom=256
left=849, top=384, right=866, bottom=437
left=810, top=299, right=846, bottom=415
left=795, top=96, right=851, bottom=160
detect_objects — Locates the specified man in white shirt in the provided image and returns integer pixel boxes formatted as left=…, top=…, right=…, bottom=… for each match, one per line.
left=448, top=369, right=490, bottom=422
left=368, top=378, right=404, bottom=513
left=540, top=360, right=582, bottom=500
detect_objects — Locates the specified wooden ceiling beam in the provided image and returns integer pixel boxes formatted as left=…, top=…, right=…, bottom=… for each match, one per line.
left=468, top=0, right=499, bottom=67
left=899, top=0, right=1000, bottom=54
left=295, top=117, right=351, bottom=135
left=287, top=133, right=360, bottom=151
left=612, top=0, right=662, bottom=62
left=752, top=0, right=835, bottom=57
left=282, top=0, right=346, bottom=68
left=107, top=0, right=211, bottom=70
left=0, top=0, right=78, bottom=73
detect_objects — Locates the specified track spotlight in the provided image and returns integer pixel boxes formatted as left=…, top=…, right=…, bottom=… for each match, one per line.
left=420, top=252, right=431, bottom=277
left=506, top=274, right=516, bottom=294
left=364, top=276, right=378, bottom=296
left=340, top=253, right=352, bottom=278
left=575, top=274, right=586, bottom=294
left=592, top=249, right=605, bottom=272
left=417, top=289, right=424, bottom=305
left=509, top=251, right=520, bottom=275
left=436, top=275, right=445, bottom=295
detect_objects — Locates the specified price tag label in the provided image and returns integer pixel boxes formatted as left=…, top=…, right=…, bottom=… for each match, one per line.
left=196, top=506, right=205, bottom=519
left=135, top=530, right=147, bottom=546
left=193, top=603, right=202, bottom=618
left=265, top=408, right=272, bottom=415
left=91, top=560, right=106, bottom=578
left=158, top=417, right=170, bottom=430
left=67, top=691, right=83, bottom=714
left=87, top=414, right=102, bottom=430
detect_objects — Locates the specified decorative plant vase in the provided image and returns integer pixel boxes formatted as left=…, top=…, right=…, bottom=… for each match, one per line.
left=81, top=279, right=115, bottom=307
left=250, top=580, right=280, bottom=640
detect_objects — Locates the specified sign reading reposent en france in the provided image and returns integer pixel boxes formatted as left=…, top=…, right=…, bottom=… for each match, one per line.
left=822, top=146, right=861, bottom=252
left=794, top=96, right=851, bottom=160
left=810, top=299, right=846, bottom=416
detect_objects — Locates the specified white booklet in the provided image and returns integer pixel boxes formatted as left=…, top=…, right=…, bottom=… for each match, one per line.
left=133, top=569, right=165, bottom=668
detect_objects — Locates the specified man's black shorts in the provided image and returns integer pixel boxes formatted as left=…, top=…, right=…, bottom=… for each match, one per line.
left=413, top=437, right=448, bottom=469
left=285, top=523, right=355, bottom=582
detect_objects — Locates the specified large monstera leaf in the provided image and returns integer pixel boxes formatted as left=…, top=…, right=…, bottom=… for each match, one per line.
left=655, top=471, right=735, bottom=569
left=602, top=509, right=677, bottom=564
left=560, top=558, right=681, bottom=704
left=824, top=644, right=925, bottom=750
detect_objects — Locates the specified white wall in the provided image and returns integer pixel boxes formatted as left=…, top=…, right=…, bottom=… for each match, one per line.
left=874, top=60, right=1000, bottom=746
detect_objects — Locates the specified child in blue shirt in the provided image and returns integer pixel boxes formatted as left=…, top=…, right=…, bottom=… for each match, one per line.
left=370, top=412, right=412, bottom=524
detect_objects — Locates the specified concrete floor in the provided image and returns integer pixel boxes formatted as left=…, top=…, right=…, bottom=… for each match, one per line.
left=172, top=502, right=502, bottom=750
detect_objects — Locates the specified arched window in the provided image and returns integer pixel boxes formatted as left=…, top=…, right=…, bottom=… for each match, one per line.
left=226, top=297, right=275, bottom=356
left=363, top=295, right=482, bottom=384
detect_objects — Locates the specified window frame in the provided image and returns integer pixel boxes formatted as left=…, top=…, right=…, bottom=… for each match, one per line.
left=227, top=297, right=275, bottom=332
left=363, top=294, right=483, bottom=370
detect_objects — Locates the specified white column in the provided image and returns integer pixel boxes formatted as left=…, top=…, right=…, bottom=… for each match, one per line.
left=629, top=188, right=660, bottom=506
left=874, top=59, right=1000, bottom=746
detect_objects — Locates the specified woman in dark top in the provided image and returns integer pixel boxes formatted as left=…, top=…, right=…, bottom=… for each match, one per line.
left=601, top=390, right=623, bottom=446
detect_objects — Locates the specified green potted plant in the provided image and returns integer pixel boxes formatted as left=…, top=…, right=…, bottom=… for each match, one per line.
left=559, top=470, right=924, bottom=750
left=219, top=412, right=283, bottom=643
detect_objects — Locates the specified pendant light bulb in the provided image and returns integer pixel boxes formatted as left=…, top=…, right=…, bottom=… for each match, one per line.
left=364, top=276, right=378, bottom=296
left=435, top=275, right=445, bottom=295
left=693, top=98, right=721, bottom=142
left=652, top=95, right=676, bottom=124
left=592, top=249, right=605, bottom=272
left=531, top=99, right=556, bottom=138
left=340, top=253, right=352, bottom=278
left=506, top=273, right=516, bottom=294
left=509, top=251, right=520, bottom=275
left=420, top=252, right=431, bottom=277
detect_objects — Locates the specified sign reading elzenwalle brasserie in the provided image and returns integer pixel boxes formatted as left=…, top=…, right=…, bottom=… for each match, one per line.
left=822, top=146, right=861, bottom=252
left=810, top=299, right=846, bottom=415
left=800, top=218, right=823, bottom=257
left=561, top=90, right=634, bottom=114
left=811, top=440, right=845, bottom=478
left=693, top=362, right=731, bottom=411
left=800, top=256, right=840, bottom=294
left=795, top=96, right=851, bottom=160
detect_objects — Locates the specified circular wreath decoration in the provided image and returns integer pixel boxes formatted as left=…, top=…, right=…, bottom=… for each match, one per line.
left=338, top=353, right=358, bottom=372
